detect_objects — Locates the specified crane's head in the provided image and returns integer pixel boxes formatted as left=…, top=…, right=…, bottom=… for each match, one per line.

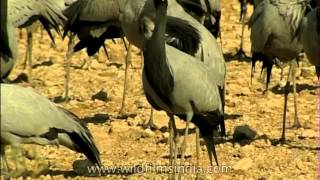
left=139, top=0, right=168, bottom=40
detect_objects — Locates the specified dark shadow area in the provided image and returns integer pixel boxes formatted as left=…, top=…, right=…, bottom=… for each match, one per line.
left=107, top=62, right=123, bottom=68
left=270, top=83, right=317, bottom=95
left=115, top=113, right=138, bottom=120
left=224, top=52, right=251, bottom=62
left=53, top=96, right=68, bottom=103
left=44, top=170, right=77, bottom=178
left=225, top=113, right=243, bottom=120
left=32, top=59, right=54, bottom=68
left=91, top=90, right=111, bottom=102
left=9, top=73, right=29, bottom=83
left=81, top=114, right=110, bottom=124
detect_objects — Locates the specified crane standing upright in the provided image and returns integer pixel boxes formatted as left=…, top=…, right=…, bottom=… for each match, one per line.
left=0, top=0, right=68, bottom=82
left=249, top=0, right=311, bottom=143
left=120, top=0, right=226, bottom=179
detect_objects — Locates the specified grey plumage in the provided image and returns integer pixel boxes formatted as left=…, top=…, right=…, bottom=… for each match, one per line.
left=299, top=7, right=320, bottom=76
left=249, top=0, right=310, bottom=142
left=1, top=0, right=67, bottom=81
left=177, top=0, right=221, bottom=38
left=120, top=0, right=226, bottom=169
left=63, top=0, right=127, bottom=55
left=1, top=84, right=101, bottom=166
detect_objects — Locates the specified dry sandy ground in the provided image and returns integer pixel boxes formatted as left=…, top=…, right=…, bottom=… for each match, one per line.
left=2, top=0, right=318, bottom=179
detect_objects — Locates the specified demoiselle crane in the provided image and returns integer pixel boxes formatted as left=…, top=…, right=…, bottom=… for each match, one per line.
left=120, top=0, right=225, bottom=178
left=0, top=0, right=67, bottom=83
left=1, top=84, right=101, bottom=177
left=249, top=0, right=311, bottom=143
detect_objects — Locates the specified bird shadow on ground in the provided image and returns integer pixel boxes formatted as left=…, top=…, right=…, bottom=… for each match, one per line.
left=44, top=164, right=143, bottom=178
left=32, top=59, right=54, bottom=68
left=7, top=73, right=29, bottom=83
left=223, top=52, right=251, bottom=62
left=270, top=83, right=317, bottom=95
left=218, top=133, right=319, bottom=151
left=81, top=113, right=110, bottom=125
left=44, top=170, right=78, bottom=178
left=225, top=113, right=243, bottom=121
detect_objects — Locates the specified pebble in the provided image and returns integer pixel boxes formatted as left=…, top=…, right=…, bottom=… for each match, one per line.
left=299, top=129, right=317, bottom=139
left=233, top=158, right=253, bottom=171
left=233, top=125, right=257, bottom=141
left=143, top=129, right=155, bottom=138
left=301, top=67, right=315, bottom=78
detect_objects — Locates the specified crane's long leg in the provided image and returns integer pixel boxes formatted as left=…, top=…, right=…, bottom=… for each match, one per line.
left=1, top=145, right=9, bottom=179
left=291, top=60, right=301, bottom=128
left=234, top=0, right=249, bottom=59
left=178, top=112, right=193, bottom=180
left=24, top=28, right=34, bottom=86
left=62, top=34, right=74, bottom=102
left=195, top=127, right=200, bottom=179
left=280, top=62, right=294, bottom=143
left=119, top=43, right=131, bottom=115
left=143, top=108, right=159, bottom=130
left=168, top=114, right=177, bottom=180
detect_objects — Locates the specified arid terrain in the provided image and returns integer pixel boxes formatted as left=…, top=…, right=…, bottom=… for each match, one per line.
left=2, top=0, right=318, bottom=179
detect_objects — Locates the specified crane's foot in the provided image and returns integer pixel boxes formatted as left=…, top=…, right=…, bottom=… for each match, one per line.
left=271, top=137, right=286, bottom=146
left=233, top=48, right=250, bottom=60
left=289, top=119, right=302, bottom=129
left=142, top=118, right=159, bottom=131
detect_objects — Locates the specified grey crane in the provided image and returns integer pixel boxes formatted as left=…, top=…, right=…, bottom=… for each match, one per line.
left=62, top=0, right=226, bottom=132
left=176, top=0, right=221, bottom=38
left=299, top=6, right=320, bottom=76
left=0, top=84, right=101, bottom=177
left=121, top=0, right=226, bottom=135
left=62, top=0, right=132, bottom=108
left=120, top=0, right=225, bottom=178
left=0, top=0, right=68, bottom=83
left=236, top=0, right=263, bottom=59
left=21, top=23, right=58, bottom=85
left=249, top=0, right=311, bottom=143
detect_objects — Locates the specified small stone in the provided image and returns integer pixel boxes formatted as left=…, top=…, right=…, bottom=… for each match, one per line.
left=301, top=67, right=315, bottom=78
left=142, top=128, right=155, bottom=138
left=299, top=129, right=317, bottom=139
left=73, top=159, right=99, bottom=176
left=233, top=125, right=257, bottom=142
left=162, top=132, right=169, bottom=139
left=296, top=160, right=304, bottom=171
left=233, top=158, right=253, bottom=171
left=91, top=89, right=110, bottom=102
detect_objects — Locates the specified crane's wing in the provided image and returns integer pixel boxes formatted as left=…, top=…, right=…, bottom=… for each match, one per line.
left=1, top=84, right=101, bottom=165
left=0, top=0, right=12, bottom=58
left=8, top=0, right=67, bottom=42
left=270, top=0, right=309, bottom=35
left=63, top=0, right=125, bottom=56
left=248, top=0, right=273, bottom=52
left=165, top=16, right=201, bottom=56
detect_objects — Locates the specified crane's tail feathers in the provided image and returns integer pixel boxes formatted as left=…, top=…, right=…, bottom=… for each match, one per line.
left=58, top=107, right=102, bottom=166
left=72, top=25, right=123, bottom=56
left=166, top=16, right=201, bottom=56
left=63, top=0, right=86, bottom=38
left=203, top=136, right=218, bottom=166
left=177, top=0, right=206, bottom=15
left=251, top=52, right=260, bottom=86
left=37, top=0, right=67, bottom=37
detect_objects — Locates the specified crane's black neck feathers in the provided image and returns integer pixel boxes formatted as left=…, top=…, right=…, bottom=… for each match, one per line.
left=143, top=1, right=174, bottom=108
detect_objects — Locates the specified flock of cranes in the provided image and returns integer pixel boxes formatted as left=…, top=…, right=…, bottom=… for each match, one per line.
left=0, top=0, right=319, bottom=178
